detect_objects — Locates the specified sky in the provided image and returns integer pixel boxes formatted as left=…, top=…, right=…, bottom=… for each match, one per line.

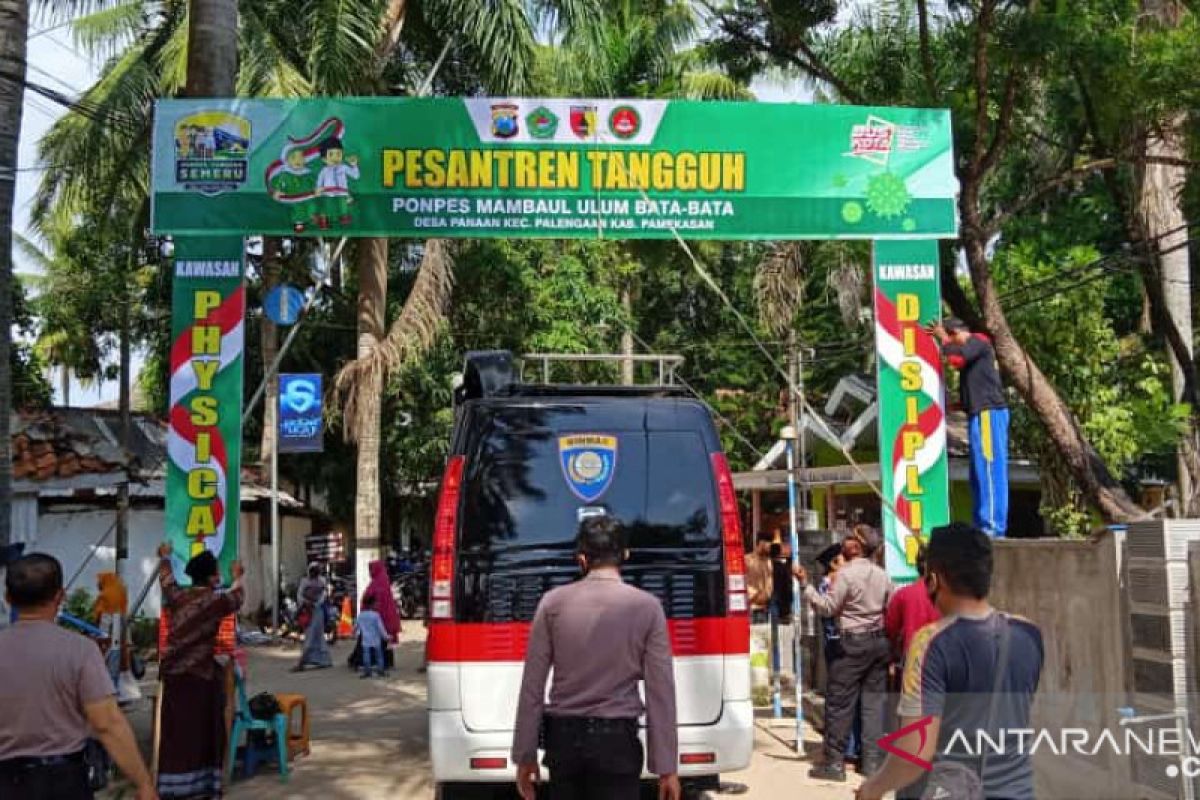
left=14, top=14, right=814, bottom=408
left=16, top=18, right=117, bottom=407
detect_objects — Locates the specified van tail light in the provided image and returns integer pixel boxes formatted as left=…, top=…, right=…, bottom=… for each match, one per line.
left=430, top=456, right=466, bottom=620
left=711, top=453, right=747, bottom=616
left=680, top=752, right=716, bottom=765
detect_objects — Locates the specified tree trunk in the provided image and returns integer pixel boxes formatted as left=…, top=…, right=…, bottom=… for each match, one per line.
left=620, top=288, right=634, bottom=385
left=259, top=239, right=281, bottom=617
left=116, top=297, right=132, bottom=576
left=1138, top=121, right=1198, bottom=515
left=183, top=0, right=239, bottom=96
left=0, top=0, right=28, bottom=547
left=354, top=239, right=388, bottom=596
left=61, top=366, right=70, bottom=407
left=959, top=191, right=1147, bottom=523
left=1136, top=0, right=1197, bottom=515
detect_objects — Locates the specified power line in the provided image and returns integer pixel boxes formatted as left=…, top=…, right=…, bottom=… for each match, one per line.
left=623, top=325, right=766, bottom=460
left=26, top=61, right=83, bottom=95
left=1004, top=235, right=1196, bottom=312
left=996, top=220, right=1197, bottom=306
left=563, top=145, right=893, bottom=503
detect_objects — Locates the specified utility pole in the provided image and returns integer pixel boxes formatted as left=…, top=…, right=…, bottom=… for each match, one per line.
left=621, top=289, right=635, bottom=385
left=786, top=329, right=805, bottom=751
left=116, top=251, right=134, bottom=583
left=112, top=244, right=135, bottom=695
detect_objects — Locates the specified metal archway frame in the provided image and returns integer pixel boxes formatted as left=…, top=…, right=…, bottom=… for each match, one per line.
left=152, top=97, right=955, bottom=583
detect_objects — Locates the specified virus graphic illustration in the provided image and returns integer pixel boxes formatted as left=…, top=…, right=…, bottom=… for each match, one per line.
left=832, top=173, right=849, bottom=189
left=902, top=217, right=917, bottom=232
left=865, top=172, right=911, bottom=219
left=841, top=202, right=864, bottom=224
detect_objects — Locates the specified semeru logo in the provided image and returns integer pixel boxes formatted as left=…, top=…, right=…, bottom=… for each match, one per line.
left=173, top=111, right=252, bottom=196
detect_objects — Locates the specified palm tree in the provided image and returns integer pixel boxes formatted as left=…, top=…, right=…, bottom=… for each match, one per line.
left=185, top=0, right=236, bottom=96
left=15, top=233, right=105, bottom=405
left=37, top=0, right=603, bottom=588
left=273, top=0, right=603, bottom=586
left=535, top=0, right=750, bottom=382
left=0, top=0, right=31, bottom=546
left=1, top=0, right=121, bottom=545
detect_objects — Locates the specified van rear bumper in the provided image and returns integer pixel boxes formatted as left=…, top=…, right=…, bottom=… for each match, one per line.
left=430, top=700, right=753, bottom=784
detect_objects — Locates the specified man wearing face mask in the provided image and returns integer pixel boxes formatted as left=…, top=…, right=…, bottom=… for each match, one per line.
left=795, top=528, right=893, bottom=782
left=512, top=515, right=681, bottom=800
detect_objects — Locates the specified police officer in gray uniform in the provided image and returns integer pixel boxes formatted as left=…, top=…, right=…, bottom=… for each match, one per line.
left=512, top=516, right=682, bottom=800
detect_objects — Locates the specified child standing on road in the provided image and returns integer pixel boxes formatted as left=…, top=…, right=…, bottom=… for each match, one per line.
left=355, top=595, right=389, bottom=678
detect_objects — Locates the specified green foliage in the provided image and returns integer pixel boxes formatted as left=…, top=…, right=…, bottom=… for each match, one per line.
left=704, top=0, right=1199, bottom=529
left=128, top=614, right=159, bottom=649
left=62, top=588, right=94, bottom=622
left=9, top=281, right=53, bottom=410
left=34, top=0, right=1198, bottom=542
left=993, top=242, right=1186, bottom=531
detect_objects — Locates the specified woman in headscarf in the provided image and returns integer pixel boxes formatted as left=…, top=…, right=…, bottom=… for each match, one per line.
left=362, top=559, right=401, bottom=643
left=294, top=563, right=333, bottom=671
left=156, top=543, right=244, bottom=799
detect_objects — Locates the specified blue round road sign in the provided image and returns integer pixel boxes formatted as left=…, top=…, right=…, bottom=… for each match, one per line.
left=264, top=284, right=305, bottom=326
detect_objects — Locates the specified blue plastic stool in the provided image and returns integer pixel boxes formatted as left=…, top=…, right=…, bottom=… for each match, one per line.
left=226, top=665, right=289, bottom=783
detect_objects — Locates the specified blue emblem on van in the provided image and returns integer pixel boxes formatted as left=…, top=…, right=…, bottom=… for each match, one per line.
left=559, top=434, right=618, bottom=502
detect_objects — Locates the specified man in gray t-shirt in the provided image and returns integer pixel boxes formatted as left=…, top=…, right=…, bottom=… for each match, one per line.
left=0, top=554, right=156, bottom=800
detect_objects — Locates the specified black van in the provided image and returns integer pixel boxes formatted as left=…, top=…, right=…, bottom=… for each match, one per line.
left=428, top=352, right=753, bottom=798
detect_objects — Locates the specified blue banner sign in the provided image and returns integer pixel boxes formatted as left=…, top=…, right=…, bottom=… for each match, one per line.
left=278, top=373, right=324, bottom=453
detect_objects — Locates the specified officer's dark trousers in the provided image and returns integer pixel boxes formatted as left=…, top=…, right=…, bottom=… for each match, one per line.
left=0, top=759, right=92, bottom=800
left=544, top=716, right=642, bottom=800
left=823, top=630, right=890, bottom=767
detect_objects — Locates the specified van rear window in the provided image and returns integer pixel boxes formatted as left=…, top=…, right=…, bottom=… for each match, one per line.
left=460, top=430, right=718, bottom=550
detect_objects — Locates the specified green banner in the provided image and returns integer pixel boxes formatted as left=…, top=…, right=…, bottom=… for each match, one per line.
left=165, top=237, right=245, bottom=581
left=151, top=98, right=957, bottom=240
left=872, top=241, right=950, bottom=583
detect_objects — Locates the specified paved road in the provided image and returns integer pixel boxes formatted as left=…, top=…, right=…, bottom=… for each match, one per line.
left=108, top=627, right=863, bottom=799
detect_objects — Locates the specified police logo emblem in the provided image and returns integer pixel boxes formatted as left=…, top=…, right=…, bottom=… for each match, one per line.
left=491, top=103, right=520, bottom=139
left=559, top=434, right=618, bottom=502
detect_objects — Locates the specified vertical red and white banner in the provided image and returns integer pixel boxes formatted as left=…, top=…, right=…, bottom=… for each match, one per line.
left=873, top=241, right=950, bottom=583
left=165, top=237, right=246, bottom=581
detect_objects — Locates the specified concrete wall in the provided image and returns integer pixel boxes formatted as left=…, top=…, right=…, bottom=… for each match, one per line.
left=36, top=507, right=169, bottom=616
left=31, top=506, right=312, bottom=618
left=992, top=533, right=1137, bottom=799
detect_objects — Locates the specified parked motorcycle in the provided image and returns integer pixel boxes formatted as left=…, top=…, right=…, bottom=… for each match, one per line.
left=323, top=575, right=349, bottom=645
left=391, top=569, right=426, bottom=619
left=274, top=573, right=346, bottom=644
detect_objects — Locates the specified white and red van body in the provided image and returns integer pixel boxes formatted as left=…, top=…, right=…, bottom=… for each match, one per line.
left=427, top=365, right=752, bottom=798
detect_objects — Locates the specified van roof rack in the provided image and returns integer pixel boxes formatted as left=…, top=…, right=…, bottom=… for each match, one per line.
left=520, top=353, right=684, bottom=387
left=457, top=351, right=687, bottom=402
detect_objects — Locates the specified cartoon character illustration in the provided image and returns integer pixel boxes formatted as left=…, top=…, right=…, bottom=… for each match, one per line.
left=315, top=138, right=360, bottom=229
left=263, top=117, right=349, bottom=235
left=269, top=145, right=317, bottom=233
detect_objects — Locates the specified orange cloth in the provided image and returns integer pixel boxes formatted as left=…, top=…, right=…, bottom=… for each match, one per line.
left=92, top=572, right=128, bottom=621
